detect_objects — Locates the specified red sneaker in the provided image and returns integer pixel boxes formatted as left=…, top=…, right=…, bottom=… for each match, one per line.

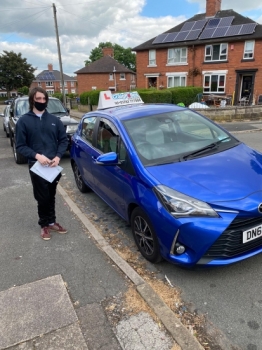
left=49, top=223, right=67, bottom=234
left=41, top=227, right=51, bottom=240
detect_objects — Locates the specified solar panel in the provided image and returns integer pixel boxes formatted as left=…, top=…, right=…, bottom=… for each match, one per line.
left=186, top=29, right=201, bottom=41
left=199, top=27, right=216, bottom=39
left=239, top=23, right=257, bottom=35
left=152, top=33, right=168, bottom=44
left=192, top=19, right=207, bottom=30
left=212, top=27, right=228, bottom=38
left=174, top=31, right=189, bottom=41
left=181, top=21, right=195, bottom=31
left=225, top=25, right=242, bottom=37
left=207, top=18, right=220, bottom=27
left=219, top=16, right=234, bottom=27
left=164, top=32, right=179, bottom=42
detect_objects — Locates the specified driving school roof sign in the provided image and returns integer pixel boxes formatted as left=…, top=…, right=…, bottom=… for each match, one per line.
left=97, top=91, right=144, bottom=110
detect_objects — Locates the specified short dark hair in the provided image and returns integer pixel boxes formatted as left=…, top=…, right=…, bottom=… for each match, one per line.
left=29, top=87, right=49, bottom=111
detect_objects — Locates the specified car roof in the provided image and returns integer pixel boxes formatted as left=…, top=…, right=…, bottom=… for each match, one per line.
left=15, top=96, right=59, bottom=101
left=96, top=103, right=185, bottom=121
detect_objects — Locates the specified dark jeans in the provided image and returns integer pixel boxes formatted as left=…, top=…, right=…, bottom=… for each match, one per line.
left=29, top=162, right=62, bottom=228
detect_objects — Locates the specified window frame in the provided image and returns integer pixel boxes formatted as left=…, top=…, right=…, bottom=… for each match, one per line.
left=148, top=49, right=156, bottom=66
left=120, top=73, right=126, bottom=80
left=167, top=47, right=188, bottom=65
left=243, top=40, right=255, bottom=59
left=109, top=73, right=114, bottom=81
left=81, top=116, right=97, bottom=144
left=166, top=73, right=187, bottom=88
left=203, top=74, right=226, bottom=93
left=205, top=43, right=228, bottom=62
left=45, top=81, right=53, bottom=87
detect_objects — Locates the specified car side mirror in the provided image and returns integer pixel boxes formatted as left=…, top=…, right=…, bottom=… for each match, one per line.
left=95, top=152, right=120, bottom=165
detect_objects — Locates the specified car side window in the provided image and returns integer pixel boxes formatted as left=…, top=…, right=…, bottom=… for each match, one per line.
left=96, top=118, right=119, bottom=153
left=81, top=116, right=97, bottom=143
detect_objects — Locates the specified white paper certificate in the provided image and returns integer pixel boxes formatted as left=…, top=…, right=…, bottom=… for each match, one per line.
left=30, top=161, right=63, bottom=183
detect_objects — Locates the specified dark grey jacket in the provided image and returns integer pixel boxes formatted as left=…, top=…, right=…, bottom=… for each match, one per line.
left=16, top=110, right=68, bottom=162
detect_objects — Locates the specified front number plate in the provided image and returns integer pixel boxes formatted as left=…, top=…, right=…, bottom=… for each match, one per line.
left=243, top=225, right=262, bottom=243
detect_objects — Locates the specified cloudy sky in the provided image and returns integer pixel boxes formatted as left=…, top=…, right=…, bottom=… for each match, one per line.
left=1, top=0, right=262, bottom=76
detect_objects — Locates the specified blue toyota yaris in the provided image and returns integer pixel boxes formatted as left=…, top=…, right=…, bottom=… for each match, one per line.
left=70, top=91, right=262, bottom=267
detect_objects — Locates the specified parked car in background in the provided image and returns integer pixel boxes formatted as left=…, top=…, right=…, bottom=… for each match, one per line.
left=0, top=104, right=11, bottom=137
left=71, top=91, right=262, bottom=267
left=4, top=98, right=14, bottom=105
left=8, top=96, right=79, bottom=164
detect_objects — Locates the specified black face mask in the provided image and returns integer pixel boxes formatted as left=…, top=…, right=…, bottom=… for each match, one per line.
left=34, top=101, right=47, bottom=112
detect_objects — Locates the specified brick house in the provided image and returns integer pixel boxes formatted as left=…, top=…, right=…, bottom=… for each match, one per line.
left=30, top=64, right=77, bottom=95
left=75, top=48, right=136, bottom=94
left=132, top=0, right=262, bottom=105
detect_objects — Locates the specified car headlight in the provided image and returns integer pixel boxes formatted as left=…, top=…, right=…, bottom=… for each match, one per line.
left=154, top=185, right=218, bottom=218
left=66, top=124, right=78, bottom=134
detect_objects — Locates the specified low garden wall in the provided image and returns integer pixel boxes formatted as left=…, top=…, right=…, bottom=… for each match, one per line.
left=190, top=105, right=262, bottom=122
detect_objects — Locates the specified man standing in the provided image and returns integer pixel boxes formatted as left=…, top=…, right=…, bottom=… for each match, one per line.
left=16, top=87, right=68, bottom=240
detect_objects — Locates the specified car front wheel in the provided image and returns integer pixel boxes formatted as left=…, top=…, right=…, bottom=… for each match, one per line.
left=73, top=162, right=90, bottom=193
left=131, top=207, right=162, bottom=263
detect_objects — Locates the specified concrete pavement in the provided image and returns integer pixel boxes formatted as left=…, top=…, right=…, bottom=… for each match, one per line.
left=0, top=112, right=204, bottom=349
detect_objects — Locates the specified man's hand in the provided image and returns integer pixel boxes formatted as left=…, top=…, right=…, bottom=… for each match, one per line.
left=35, top=154, right=52, bottom=166
left=49, top=156, right=60, bottom=167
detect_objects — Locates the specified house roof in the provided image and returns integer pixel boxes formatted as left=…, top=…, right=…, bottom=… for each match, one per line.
left=132, top=9, right=262, bottom=51
left=34, top=70, right=76, bottom=82
left=75, top=55, right=135, bottom=74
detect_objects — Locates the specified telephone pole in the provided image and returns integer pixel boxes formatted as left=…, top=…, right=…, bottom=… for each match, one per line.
left=52, top=3, right=66, bottom=105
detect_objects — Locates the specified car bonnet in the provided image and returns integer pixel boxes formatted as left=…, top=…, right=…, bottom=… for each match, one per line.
left=145, top=143, right=262, bottom=203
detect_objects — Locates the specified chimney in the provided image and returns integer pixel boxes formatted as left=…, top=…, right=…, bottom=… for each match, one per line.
left=48, top=63, right=53, bottom=71
left=206, top=0, right=221, bottom=17
left=102, top=47, right=114, bottom=58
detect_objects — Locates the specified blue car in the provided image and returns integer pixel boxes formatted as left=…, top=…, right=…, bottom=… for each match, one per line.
left=70, top=91, right=262, bottom=267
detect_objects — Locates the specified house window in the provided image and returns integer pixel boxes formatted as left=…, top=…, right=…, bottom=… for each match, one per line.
left=46, top=90, right=54, bottom=95
left=131, top=74, right=135, bottom=82
left=205, top=44, right=227, bottom=61
left=120, top=73, right=125, bottom=80
left=38, top=82, right=41, bottom=87
left=167, top=75, right=186, bottom=88
left=109, top=73, right=114, bottom=80
left=64, top=81, right=67, bottom=87
left=149, top=50, right=156, bottom=65
left=46, top=81, right=53, bottom=87
left=71, top=81, right=74, bottom=87
left=167, top=48, right=187, bottom=64
left=244, top=41, right=255, bottom=59
left=203, top=74, right=225, bottom=93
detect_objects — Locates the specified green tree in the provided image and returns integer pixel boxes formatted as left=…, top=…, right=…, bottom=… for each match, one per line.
left=85, top=42, right=136, bottom=71
left=0, top=51, right=36, bottom=97
left=18, top=86, right=29, bottom=96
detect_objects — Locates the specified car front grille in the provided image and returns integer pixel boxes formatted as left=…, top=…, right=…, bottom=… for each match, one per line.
left=203, top=217, right=262, bottom=258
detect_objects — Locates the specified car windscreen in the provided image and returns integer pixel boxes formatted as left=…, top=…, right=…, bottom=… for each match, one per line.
left=123, top=109, right=240, bottom=166
left=15, top=99, right=67, bottom=117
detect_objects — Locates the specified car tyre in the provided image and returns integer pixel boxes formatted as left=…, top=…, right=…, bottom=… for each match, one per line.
left=131, top=207, right=162, bottom=263
left=12, top=139, right=27, bottom=164
left=73, top=162, right=90, bottom=193
left=9, top=129, right=13, bottom=147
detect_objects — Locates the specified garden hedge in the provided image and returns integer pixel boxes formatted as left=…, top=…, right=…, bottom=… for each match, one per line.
left=79, top=87, right=203, bottom=107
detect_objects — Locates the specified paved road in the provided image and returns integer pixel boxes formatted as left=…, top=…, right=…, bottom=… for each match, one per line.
left=2, top=105, right=262, bottom=349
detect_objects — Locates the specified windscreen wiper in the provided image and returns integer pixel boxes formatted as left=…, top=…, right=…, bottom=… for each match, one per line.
left=180, top=137, right=232, bottom=161
left=180, top=143, right=218, bottom=161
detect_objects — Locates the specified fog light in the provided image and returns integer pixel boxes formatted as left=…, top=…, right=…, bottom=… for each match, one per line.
left=175, top=243, right=185, bottom=255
